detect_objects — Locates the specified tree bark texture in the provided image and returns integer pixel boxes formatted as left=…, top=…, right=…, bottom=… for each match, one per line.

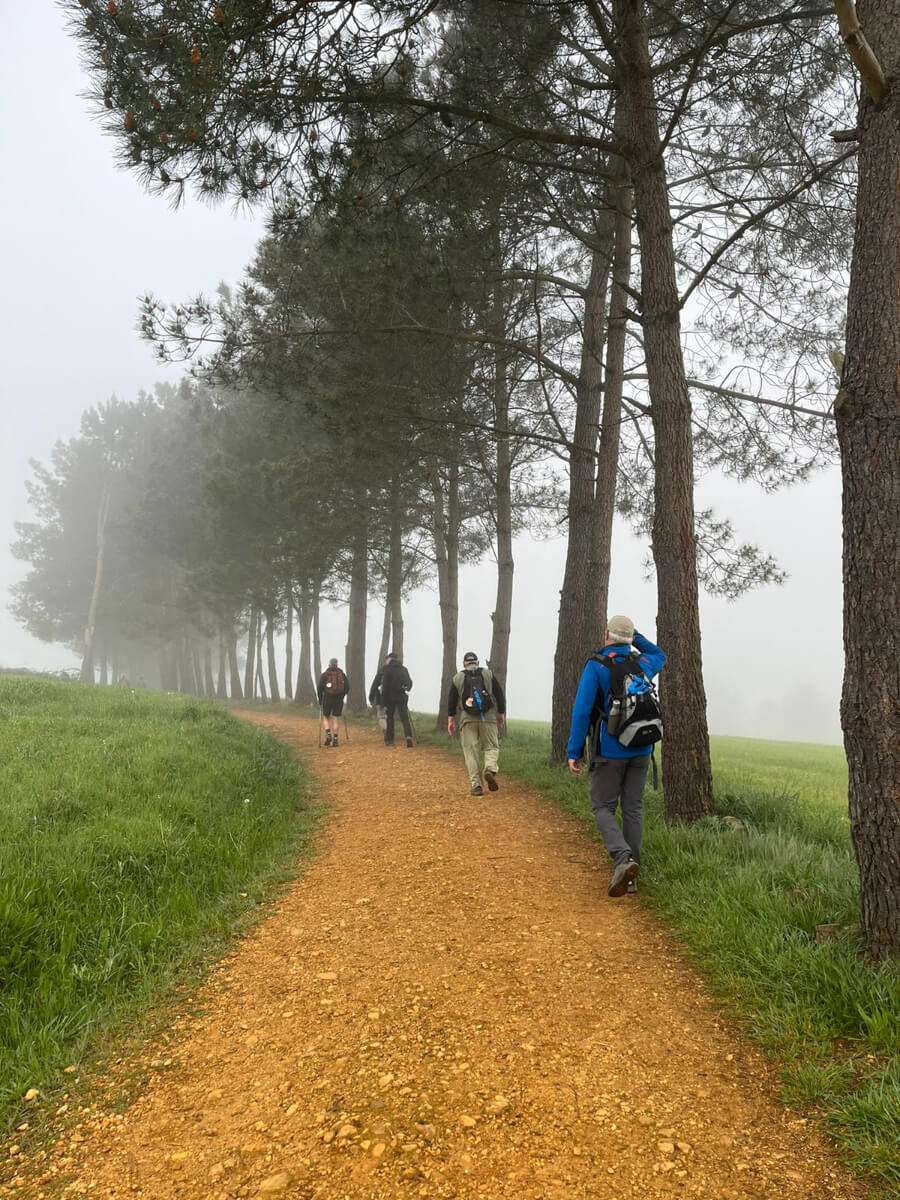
left=227, top=630, right=243, bottom=700
left=313, top=584, right=322, bottom=681
left=255, top=619, right=268, bottom=701
left=617, top=0, right=713, bottom=821
left=192, top=645, right=205, bottom=698
left=345, top=517, right=369, bottom=713
left=217, top=632, right=229, bottom=699
left=284, top=588, right=293, bottom=701
left=243, top=607, right=258, bottom=700
left=294, top=589, right=317, bottom=705
left=432, top=463, right=461, bottom=728
left=387, top=474, right=405, bottom=661
left=489, top=280, right=514, bottom=692
left=266, top=616, right=280, bottom=702
left=838, top=1, right=900, bottom=959
left=550, top=226, right=614, bottom=761
left=203, top=643, right=216, bottom=698
left=378, top=597, right=391, bottom=667
left=591, top=155, right=634, bottom=641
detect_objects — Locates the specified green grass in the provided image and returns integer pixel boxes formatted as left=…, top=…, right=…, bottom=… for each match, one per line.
left=415, top=716, right=899, bottom=1194
left=0, top=677, right=319, bottom=1132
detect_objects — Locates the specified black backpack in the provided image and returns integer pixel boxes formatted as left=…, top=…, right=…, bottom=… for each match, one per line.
left=461, top=668, right=494, bottom=718
left=589, top=649, right=663, bottom=754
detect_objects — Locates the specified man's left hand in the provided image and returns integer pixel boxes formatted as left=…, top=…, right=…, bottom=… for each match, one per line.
left=498, top=713, right=506, bottom=727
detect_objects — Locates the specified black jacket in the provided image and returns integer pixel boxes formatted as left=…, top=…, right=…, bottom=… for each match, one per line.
left=380, top=661, right=413, bottom=703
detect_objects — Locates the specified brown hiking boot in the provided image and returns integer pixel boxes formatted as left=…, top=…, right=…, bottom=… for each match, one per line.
left=484, top=770, right=499, bottom=792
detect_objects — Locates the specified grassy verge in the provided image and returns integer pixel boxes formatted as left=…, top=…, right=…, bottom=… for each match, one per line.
left=0, top=677, right=319, bottom=1133
left=415, top=716, right=899, bottom=1193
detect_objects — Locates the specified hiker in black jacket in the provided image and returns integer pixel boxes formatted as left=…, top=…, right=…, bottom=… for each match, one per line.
left=368, top=654, right=390, bottom=735
left=379, top=653, right=414, bottom=748
left=317, top=657, right=348, bottom=747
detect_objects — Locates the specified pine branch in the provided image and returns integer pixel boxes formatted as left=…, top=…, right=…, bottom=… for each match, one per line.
left=834, top=0, right=888, bottom=103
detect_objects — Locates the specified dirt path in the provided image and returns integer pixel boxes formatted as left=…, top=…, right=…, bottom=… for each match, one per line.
left=8, top=713, right=865, bottom=1200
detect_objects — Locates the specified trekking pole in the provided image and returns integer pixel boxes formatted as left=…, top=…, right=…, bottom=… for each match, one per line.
left=342, top=713, right=350, bottom=743
left=317, top=704, right=323, bottom=749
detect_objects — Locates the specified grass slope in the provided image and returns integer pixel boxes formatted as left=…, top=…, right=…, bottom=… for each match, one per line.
left=416, top=716, right=900, bottom=1193
left=0, top=678, right=317, bottom=1131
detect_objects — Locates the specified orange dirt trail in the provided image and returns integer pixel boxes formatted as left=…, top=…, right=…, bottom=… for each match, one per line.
left=9, top=712, right=865, bottom=1200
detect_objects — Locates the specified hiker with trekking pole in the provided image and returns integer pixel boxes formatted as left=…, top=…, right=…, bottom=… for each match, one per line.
left=447, top=651, right=506, bottom=796
left=317, top=657, right=349, bottom=748
left=368, top=653, right=390, bottom=736
left=566, top=615, right=666, bottom=897
left=377, top=652, right=414, bottom=748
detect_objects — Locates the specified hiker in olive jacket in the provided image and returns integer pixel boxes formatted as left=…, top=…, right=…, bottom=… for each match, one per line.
left=379, top=653, right=414, bottom=747
left=447, top=651, right=506, bottom=795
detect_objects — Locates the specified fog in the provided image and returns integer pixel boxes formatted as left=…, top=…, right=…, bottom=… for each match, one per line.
left=0, top=3, right=843, bottom=745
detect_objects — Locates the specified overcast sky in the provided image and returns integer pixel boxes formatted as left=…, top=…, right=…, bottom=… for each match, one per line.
left=1, top=3, right=845, bottom=745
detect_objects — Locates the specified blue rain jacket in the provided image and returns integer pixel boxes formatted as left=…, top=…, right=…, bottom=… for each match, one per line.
left=566, top=631, right=666, bottom=762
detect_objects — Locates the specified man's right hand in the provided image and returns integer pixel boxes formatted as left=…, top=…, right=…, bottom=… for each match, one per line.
left=448, top=717, right=457, bottom=736
left=567, top=758, right=582, bottom=776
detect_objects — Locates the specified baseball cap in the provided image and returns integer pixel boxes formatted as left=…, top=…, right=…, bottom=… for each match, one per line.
left=462, top=651, right=479, bottom=665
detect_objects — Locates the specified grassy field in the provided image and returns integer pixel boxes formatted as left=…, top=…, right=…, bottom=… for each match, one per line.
left=415, top=716, right=899, bottom=1193
left=0, top=677, right=318, bottom=1132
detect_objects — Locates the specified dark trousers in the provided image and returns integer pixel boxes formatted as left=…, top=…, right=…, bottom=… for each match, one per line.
left=385, top=698, right=412, bottom=744
left=589, top=755, right=650, bottom=866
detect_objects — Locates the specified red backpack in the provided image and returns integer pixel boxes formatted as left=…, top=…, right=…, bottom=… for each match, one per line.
left=325, top=668, right=346, bottom=696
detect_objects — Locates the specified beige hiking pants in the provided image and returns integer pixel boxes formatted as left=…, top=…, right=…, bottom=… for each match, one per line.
left=460, top=718, right=500, bottom=788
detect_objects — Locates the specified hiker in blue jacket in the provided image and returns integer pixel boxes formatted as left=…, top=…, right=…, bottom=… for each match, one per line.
left=567, top=614, right=666, bottom=898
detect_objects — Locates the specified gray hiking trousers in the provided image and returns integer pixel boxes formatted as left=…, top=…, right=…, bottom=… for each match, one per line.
left=589, top=755, right=651, bottom=866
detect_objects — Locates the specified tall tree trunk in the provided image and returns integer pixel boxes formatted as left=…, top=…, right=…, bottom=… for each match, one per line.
left=266, top=616, right=280, bottom=702
left=256, top=619, right=267, bottom=700
left=216, top=632, right=228, bottom=699
left=294, top=588, right=317, bottom=705
left=80, top=479, right=111, bottom=683
left=488, top=279, right=514, bottom=691
left=178, top=633, right=197, bottom=695
left=837, top=3, right=900, bottom=959
left=192, top=645, right=205, bottom=697
left=550, top=225, right=615, bottom=761
left=203, top=642, right=216, bottom=698
left=386, top=473, right=405, bottom=660
left=591, top=149, right=634, bottom=641
left=243, top=607, right=258, bottom=700
left=345, top=516, right=368, bottom=713
left=312, top=583, right=322, bottom=681
left=378, top=596, right=391, bottom=666
left=432, top=463, right=461, bottom=729
left=617, top=0, right=713, bottom=821
left=227, top=629, right=243, bottom=700
left=284, top=587, right=293, bottom=701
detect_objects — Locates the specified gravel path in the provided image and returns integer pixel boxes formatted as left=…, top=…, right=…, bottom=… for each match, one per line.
left=6, top=712, right=866, bottom=1200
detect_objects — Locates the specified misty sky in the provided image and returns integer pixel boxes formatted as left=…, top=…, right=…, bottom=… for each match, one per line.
left=1, top=3, right=845, bottom=744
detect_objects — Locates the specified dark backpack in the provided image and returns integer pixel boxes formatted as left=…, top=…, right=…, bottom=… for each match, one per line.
left=589, top=649, right=663, bottom=753
left=324, top=668, right=346, bottom=696
left=461, top=668, right=494, bottom=718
